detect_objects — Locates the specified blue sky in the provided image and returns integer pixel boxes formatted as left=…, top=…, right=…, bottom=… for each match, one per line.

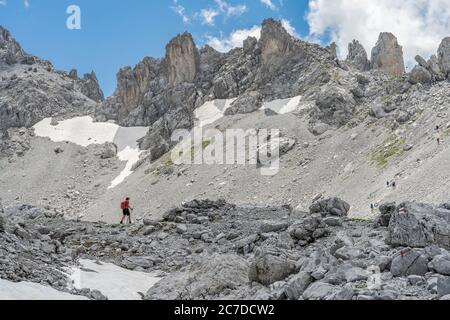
left=0, top=0, right=311, bottom=96
left=3, top=1, right=449, bottom=97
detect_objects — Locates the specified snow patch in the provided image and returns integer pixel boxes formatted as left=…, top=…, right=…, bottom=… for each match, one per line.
left=33, top=116, right=149, bottom=189
left=261, top=95, right=302, bottom=114
left=0, top=279, right=88, bottom=300
left=69, top=259, right=160, bottom=300
left=194, top=99, right=236, bottom=127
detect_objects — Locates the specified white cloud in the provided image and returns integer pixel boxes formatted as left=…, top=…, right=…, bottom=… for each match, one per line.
left=24, top=0, right=29, bottom=8
left=206, top=18, right=299, bottom=53
left=214, top=0, right=247, bottom=18
left=306, top=0, right=450, bottom=68
left=260, top=0, right=277, bottom=11
left=207, top=25, right=261, bottom=52
left=170, top=0, right=189, bottom=24
left=0, top=1, right=7, bottom=6
left=281, top=19, right=299, bottom=38
left=200, top=8, right=219, bottom=26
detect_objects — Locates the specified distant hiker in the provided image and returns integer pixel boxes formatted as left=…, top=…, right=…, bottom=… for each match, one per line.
left=120, top=197, right=133, bottom=224
left=387, top=181, right=390, bottom=188
left=392, top=181, right=396, bottom=189
left=371, top=203, right=374, bottom=213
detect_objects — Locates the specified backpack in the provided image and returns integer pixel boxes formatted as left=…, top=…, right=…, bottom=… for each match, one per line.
left=120, top=201, right=127, bottom=210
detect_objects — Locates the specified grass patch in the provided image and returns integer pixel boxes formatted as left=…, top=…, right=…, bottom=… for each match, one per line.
left=145, top=138, right=212, bottom=176
left=370, top=134, right=405, bottom=167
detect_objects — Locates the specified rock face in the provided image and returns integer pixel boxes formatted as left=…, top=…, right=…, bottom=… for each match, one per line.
left=438, top=37, right=450, bottom=78
left=387, top=202, right=450, bottom=249
left=370, top=32, right=405, bottom=77
left=346, top=40, right=370, bottom=71
left=96, top=18, right=336, bottom=162
left=0, top=26, right=25, bottom=65
left=390, top=249, right=429, bottom=277
left=309, top=85, right=356, bottom=131
left=0, top=26, right=100, bottom=133
left=165, top=32, right=199, bottom=86
left=80, top=71, right=104, bottom=102
left=259, top=19, right=296, bottom=66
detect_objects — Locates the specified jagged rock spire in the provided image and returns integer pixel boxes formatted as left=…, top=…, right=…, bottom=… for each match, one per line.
left=370, top=32, right=405, bottom=77
left=165, top=32, right=199, bottom=86
left=346, top=40, right=370, bottom=71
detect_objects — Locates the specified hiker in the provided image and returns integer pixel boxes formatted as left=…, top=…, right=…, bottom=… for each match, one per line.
left=392, top=181, right=396, bottom=189
left=120, top=197, right=133, bottom=224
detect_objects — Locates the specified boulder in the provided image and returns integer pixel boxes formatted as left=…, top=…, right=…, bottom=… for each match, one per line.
left=100, top=142, right=117, bottom=159
left=309, top=197, right=350, bottom=217
left=145, top=254, right=248, bottom=300
left=390, top=249, right=429, bottom=277
left=248, top=252, right=298, bottom=286
left=387, top=202, right=450, bottom=249
left=370, top=32, right=405, bottom=76
left=370, top=105, right=386, bottom=119
left=259, top=220, right=290, bottom=234
left=311, top=85, right=356, bottom=128
left=284, top=272, right=313, bottom=300
left=302, top=282, right=339, bottom=300
left=429, top=255, right=450, bottom=276
left=377, top=202, right=396, bottom=227
left=437, top=276, right=450, bottom=298
left=408, top=65, right=432, bottom=84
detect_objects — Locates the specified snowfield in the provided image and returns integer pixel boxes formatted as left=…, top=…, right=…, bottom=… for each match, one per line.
left=69, top=259, right=161, bottom=300
left=0, top=279, right=88, bottom=300
left=261, top=95, right=302, bottom=114
left=194, top=99, right=236, bottom=127
left=33, top=116, right=149, bottom=189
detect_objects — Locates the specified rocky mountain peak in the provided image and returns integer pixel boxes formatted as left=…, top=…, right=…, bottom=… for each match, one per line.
left=438, top=37, right=450, bottom=77
left=346, top=40, right=370, bottom=71
left=370, top=32, right=405, bottom=76
left=0, top=25, right=25, bottom=66
left=259, top=18, right=295, bottom=65
left=80, top=71, right=104, bottom=103
left=165, top=31, right=199, bottom=86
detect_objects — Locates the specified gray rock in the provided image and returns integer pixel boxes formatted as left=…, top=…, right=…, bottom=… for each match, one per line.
left=249, top=252, right=298, bottom=286
left=437, top=275, right=450, bottom=298
left=370, top=105, right=386, bottom=119
left=166, top=32, right=199, bottom=86
left=259, top=220, right=290, bottom=234
left=429, top=254, right=450, bottom=276
left=408, top=65, right=432, bottom=85
left=390, top=249, right=429, bottom=277
left=438, top=37, right=450, bottom=78
left=310, top=85, right=356, bottom=129
left=377, top=202, right=396, bottom=227
left=407, top=275, right=425, bottom=286
left=100, top=142, right=117, bottom=159
left=346, top=40, right=370, bottom=71
left=370, top=32, right=405, bottom=76
left=322, top=217, right=343, bottom=227
left=284, top=272, right=313, bottom=300
left=310, top=197, right=350, bottom=217
left=145, top=254, right=248, bottom=300
left=387, top=202, right=450, bottom=249
left=302, top=282, right=338, bottom=300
